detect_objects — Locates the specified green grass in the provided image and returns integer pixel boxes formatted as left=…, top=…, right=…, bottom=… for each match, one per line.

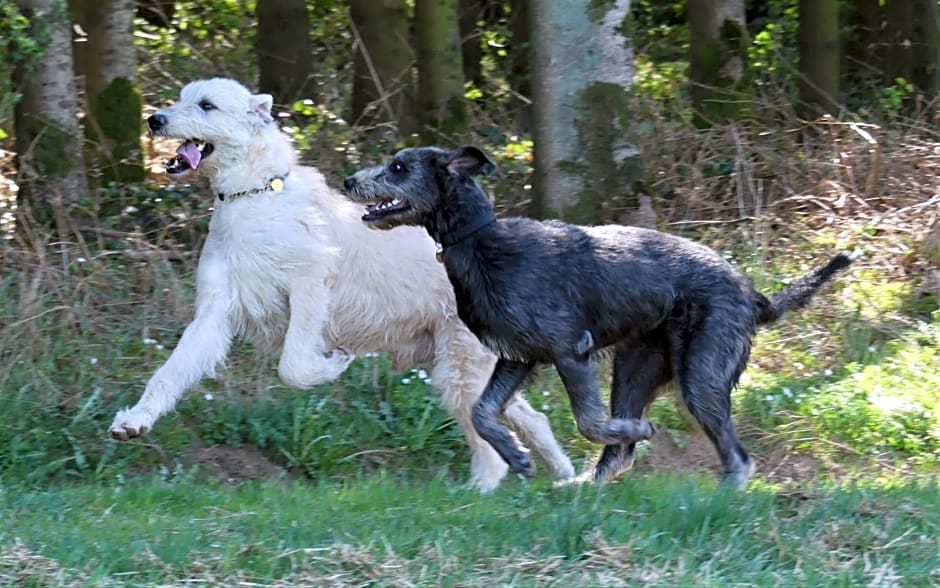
left=2, top=474, right=938, bottom=586
left=2, top=202, right=938, bottom=585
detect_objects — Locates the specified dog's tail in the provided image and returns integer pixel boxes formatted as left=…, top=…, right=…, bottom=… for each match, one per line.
left=755, top=250, right=859, bottom=325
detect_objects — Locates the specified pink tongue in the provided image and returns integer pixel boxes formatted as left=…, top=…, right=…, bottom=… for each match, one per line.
left=177, top=141, right=202, bottom=169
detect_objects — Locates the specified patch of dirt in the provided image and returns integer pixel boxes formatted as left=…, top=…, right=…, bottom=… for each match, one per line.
left=191, top=444, right=289, bottom=485
left=635, top=429, right=720, bottom=476
left=635, top=428, right=825, bottom=485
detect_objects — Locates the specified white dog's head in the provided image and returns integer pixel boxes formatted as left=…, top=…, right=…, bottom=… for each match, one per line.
left=148, top=78, right=285, bottom=182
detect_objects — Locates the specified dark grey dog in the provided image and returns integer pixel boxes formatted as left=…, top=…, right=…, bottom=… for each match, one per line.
left=343, top=146, right=855, bottom=488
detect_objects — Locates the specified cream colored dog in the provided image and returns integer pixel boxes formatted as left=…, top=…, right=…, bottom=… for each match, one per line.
left=108, top=78, right=574, bottom=491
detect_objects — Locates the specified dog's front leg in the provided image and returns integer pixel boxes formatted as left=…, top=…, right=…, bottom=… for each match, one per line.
left=277, top=275, right=355, bottom=388
left=471, top=359, right=536, bottom=476
left=109, top=250, right=235, bottom=440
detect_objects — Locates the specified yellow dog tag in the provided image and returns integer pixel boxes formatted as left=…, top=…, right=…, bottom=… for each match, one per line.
left=271, top=178, right=284, bottom=191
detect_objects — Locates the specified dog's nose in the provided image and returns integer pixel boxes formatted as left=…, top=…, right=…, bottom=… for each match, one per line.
left=147, top=114, right=167, bottom=132
left=343, top=177, right=356, bottom=191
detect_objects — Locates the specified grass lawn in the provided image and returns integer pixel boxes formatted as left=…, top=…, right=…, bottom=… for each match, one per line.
left=2, top=473, right=938, bottom=586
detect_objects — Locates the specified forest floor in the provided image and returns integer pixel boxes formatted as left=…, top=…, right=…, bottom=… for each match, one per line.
left=1, top=108, right=939, bottom=586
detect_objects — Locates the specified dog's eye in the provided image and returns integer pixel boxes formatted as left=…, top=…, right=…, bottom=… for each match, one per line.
left=389, top=161, right=406, bottom=174
left=199, top=100, right=216, bottom=112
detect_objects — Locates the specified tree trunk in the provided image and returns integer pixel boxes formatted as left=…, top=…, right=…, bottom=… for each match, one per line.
left=910, top=0, right=939, bottom=98
left=509, top=0, right=532, bottom=129
left=845, top=0, right=882, bottom=80
left=414, top=0, right=467, bottom=140
left=530, top=0, right=646, bottom=225
left=13, top=0, right=88, bottom=209
left=82, top=0, right=144, bottom=183
left=256, top=0, right=314, bottom=105
left=884, top=0, right=939, bottom=112
left=349, top=0, right=417, bottom=134
left=459, top=0, right=485, bottom=89
left=687, top=0, right=749, bottom=126
left=797, top=0, right=840, bottom=117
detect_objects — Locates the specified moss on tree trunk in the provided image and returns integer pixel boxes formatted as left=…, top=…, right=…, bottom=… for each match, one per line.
left=531, top=0, right=644, bottom=225
left=13, top=0, right=88, bottom=209
left=415, top=0, right=467, bottom=140
left=88, top=76, right=144, bottom=183
left=553, top=82, right=643, bottom=224
left=687, top=0, right=749, bottom=127
left=350, top=0, right=417, bottom=134
left=798, top=0, right=840, bottom=117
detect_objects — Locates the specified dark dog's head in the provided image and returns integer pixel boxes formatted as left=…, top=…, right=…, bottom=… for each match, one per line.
left=343, top=145, right=496, bottom=230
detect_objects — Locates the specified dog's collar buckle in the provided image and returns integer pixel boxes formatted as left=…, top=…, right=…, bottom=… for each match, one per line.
left=218, top=173, right=289, bottom=202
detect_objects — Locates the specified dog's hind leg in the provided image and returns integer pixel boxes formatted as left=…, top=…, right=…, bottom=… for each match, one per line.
left=432, top=324, right=511, bottom=491
left=471, top=358, right=538, bottom=477
left=593, top=336, right=671, bottom=483
left=670, top=314, right=755, bottom=488
left=554, top=355, right=656, bottom=446
left=503, top=397, right=576, bottom=480
left=437, top=325, right=573, bottom=483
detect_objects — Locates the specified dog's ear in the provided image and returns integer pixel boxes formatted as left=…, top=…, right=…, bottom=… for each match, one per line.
left=248, top=93, right=274, bottom=124
left=445, top=146, right=496, bottom=177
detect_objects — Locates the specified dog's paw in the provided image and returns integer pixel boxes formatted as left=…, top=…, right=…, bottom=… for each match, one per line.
left=507, top=452, right=536, bottom=478
left=108, top=407, right=154, bottom=440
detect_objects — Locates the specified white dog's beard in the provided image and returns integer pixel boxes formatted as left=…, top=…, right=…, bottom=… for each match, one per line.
left=165, top=140, right=214, bottom=174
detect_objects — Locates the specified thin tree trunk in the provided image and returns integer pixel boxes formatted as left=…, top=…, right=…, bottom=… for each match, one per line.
left=82, top=0, right=144, bottom=183
left=414, top=0, right=467, bottom=140
left=845, top=0, right=882, bottom=79
left=459, top=0, right=485, bottom=89
left=349, top=0, right=417, bottom=134
left=687, top=0, right=749, bottom=126
left=13, top=0, right=88, bottom=209
left=509, top=0, right=532, bottom=129
left=256, top=0, right=314, bottom=105
left=911, top=0, right=939, bottom=98
left=530, top=0, right=647, bottom=225
left=798, top=0, right=840, bottom=117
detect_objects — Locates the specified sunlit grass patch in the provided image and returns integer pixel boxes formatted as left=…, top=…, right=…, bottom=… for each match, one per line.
left=1, top=475, right=937, bottom=585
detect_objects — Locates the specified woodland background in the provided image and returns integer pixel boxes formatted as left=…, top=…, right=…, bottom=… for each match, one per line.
left=0, top=0, right=938, bottom=585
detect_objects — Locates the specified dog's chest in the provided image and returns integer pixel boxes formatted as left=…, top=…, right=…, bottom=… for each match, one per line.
left=212, top=213, right=297, bottom=329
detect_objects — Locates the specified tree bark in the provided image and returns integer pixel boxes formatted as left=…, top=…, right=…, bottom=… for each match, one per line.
left=414, top=0, right=467, bottom=140
left=687, top=0, right=749, bottom=127
left=349, top=0, right=417, bottom=134
left=884, top=0, right=939, bottom=112
left=13, top=0, right=88, bottom=208
left=459, top=0, right=485, bottom=89
left=82, top=0, right=144, bottom=183
left=845, top=0, right=882, bottom=79
left=256, top=0, right=314, bottom=105
left=798, top=0, right=840, bottom=117
left=509, top=0, right=532, bottom=129
left=530, top=0, right=646, bottom=225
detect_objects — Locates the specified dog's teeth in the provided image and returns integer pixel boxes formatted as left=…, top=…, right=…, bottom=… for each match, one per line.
left=391, top=198, right=401, bottom=206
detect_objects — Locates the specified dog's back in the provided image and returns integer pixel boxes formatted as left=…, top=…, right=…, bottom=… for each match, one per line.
left=450, top=217, right=758, bottom=360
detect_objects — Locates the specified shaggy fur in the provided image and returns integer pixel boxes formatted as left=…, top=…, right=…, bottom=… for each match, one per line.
left=344, top=145, right=856, bottom=488
left=107, top=79, right=575, bottom=491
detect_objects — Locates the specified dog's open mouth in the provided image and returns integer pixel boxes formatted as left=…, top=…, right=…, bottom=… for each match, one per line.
left=164, top=140, right=215, bottom=174
left=362, top=197, right=412, bottom=223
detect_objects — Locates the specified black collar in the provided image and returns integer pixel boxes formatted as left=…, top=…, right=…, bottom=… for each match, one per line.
left=439, top=209, right=497, bottom=247
left=217, top=172, right=289, bottom=202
